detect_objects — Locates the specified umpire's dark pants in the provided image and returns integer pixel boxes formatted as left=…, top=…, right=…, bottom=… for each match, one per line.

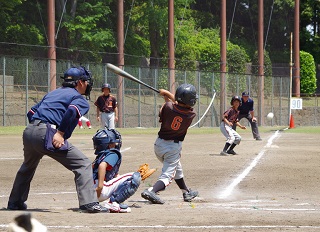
left=232, top=113, right=261, bottom=139
left=8, top=122, right=98, bottom=207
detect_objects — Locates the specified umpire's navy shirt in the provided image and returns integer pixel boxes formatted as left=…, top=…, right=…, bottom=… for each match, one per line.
left=238, top=98, right=254, bottom=114
left=30, top=87, right=89, bottom=139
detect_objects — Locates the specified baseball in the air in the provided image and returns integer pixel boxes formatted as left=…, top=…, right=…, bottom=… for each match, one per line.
left=267, top=112, right=274, bottom=120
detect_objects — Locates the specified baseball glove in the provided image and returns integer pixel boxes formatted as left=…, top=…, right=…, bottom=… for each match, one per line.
left=137, top=163, right=156, bottom=181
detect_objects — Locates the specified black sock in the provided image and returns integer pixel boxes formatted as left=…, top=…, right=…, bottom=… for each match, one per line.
left=174, top=178, right=188, bottom=192
left=152, top=180, right=165, bottom=193
left=223, top=143, right=231, bottom=151
left=228, top=143, right=237, bottom=151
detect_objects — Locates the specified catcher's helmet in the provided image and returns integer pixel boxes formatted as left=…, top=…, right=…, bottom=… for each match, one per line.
left=92, top=128, right=122, bottom=154
left=175, top=83, right=198, bottom=107
left=101, top=83, right=111, bottom=92
left=230, top=95, right=242, bottom=105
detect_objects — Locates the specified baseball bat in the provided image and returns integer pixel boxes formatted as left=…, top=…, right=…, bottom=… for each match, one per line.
left=106, top=63, right=160, bottom=93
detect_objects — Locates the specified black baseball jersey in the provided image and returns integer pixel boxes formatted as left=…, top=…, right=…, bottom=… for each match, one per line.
left=158, top=102, right=196, bottom=141
left=222, top=107, right=239, bottom=124
left=94, top=94, right=117, bottom=113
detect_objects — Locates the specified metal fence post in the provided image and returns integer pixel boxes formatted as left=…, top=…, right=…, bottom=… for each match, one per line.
left=25, top=58, right=29, bottom=126
left=138, top=67, right=141, bottom=127
left=197, top=71, right=200, bottom=127
left=2, top=57, right=5, bottom=126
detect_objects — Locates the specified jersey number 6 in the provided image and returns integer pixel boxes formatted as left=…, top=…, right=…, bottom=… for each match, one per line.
left=171, top=116, right=183, bottom=130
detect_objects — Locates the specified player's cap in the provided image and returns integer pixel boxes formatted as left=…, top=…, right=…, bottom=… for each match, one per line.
left=101, top=83, right=111, bottom=89
left=242, top=91, right=250, bottom=96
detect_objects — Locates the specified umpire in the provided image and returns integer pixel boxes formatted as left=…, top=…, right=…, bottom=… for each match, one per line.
left=7, top=66, right=109, bottom=213
left=232, top=91, right=262, bottom=141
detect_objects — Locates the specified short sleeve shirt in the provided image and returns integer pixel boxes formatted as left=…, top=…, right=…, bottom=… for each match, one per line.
left=94, top=95, right=117, bottom=113
left=101, top=153, right=119, bottom=170
left=238, top=98, right=254, bottom=114
left=158, top=102, right=196, bottom=141
left=223, top=107, right=239, bottom=124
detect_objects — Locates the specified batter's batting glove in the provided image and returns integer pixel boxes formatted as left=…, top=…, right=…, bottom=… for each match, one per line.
left=137, top=163, right=156, bottom=181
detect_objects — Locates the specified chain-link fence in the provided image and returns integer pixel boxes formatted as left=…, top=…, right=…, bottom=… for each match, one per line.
left=0, top=56, right=317, bottom=127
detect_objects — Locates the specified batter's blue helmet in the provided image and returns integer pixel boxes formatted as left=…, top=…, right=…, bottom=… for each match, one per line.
left=92, top=128, right=122, bottom=154
left=175, top=83, right=198, bottom=107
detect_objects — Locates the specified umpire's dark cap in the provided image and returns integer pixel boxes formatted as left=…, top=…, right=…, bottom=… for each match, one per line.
left=62, top=67, right=90, bottom=81
left=242, top=91, right=250, bottom=96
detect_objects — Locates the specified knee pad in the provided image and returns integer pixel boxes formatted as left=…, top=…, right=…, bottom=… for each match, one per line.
left=110, top=172, right=141, bottom=203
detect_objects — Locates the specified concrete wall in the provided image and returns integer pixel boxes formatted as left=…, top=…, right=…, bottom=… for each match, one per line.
left=0, top=75, right=14, bottom=92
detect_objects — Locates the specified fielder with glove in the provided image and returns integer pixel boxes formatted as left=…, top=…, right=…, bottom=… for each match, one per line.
left=92, top=128, right=156, bottom=213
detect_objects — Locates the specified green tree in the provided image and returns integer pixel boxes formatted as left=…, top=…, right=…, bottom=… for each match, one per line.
left=300, top=50, right=316, bottom=96
left=57, top=0, right=115, bottom=62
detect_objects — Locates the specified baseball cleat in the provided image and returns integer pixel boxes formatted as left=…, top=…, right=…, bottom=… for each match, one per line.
left=102, top=201, right=131, bottom=213
left=7, top=202, right=27, bottom=210
left=227, top=150, right=237, bottom=155
left=255, top=137, right=262, bottom=141
left=141, top=189, right=164, bottom=204
left=183, top=189, right=199, bottom=202
left=79, top=202, right=109, bottom=213
left=220, top=150, right=229, bottom=156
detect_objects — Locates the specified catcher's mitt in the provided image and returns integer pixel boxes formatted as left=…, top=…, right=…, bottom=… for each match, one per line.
left=137, top=163, right=156, bottom=181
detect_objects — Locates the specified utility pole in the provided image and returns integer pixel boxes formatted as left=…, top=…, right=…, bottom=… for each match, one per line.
left=117, top=0, right=124, bottom=127
left=168, top=0, right=175, bottom=93
left=48, top=0, right=56, bottom=91
left=293, top=0, right=300, bottom=97
left=258, top=0, right=264, bottom=126
left=220, top=0, right=227, bottom=117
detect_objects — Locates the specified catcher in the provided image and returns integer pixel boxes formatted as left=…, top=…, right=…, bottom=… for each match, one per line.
left=91, top=128, right=156, bottom=213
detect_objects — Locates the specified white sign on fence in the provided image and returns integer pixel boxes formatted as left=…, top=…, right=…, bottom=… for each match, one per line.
left=291, top=98, right=303, bottom=109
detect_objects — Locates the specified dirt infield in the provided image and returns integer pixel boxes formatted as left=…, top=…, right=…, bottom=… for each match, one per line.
left=1, top=128, right=320, bottom=231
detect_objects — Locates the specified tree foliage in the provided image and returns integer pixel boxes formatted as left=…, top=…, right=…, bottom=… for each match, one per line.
left=300, top=50, right=317, bottom=96
left=0, top=0, right=318, bottom=96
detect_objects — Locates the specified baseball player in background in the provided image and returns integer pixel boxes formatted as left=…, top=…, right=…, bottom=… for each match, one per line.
left=94, top=83, right=118, bottom=129
left=220, top=95, right=247, bottom=156
left=232, top=91, right=262, bottom=141
left=78, top=115, right=92, bottom=129
left=7, top=66, right=109, bottom=213
left=91, top=128, right=156, bottom=212
left=141, top=84, right=199, bottom=204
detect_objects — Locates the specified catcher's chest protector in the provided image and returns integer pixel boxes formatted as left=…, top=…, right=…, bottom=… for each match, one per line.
left=92, top=150, right=122, bottom=181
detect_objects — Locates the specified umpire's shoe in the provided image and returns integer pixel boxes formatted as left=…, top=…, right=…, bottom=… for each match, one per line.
left=183, top=189, right=199, bottom=202
left=80, top=202, right=109, bottom=213
left=141, top=189, right=164, bottom=204
left=7, top=202, right=27, bottom=210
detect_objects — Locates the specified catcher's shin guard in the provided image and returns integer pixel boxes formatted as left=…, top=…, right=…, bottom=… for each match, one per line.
left=110, top=172, right=141, bottom=203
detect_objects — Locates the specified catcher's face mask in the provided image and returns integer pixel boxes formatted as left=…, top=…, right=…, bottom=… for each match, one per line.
left=92, top=129, right=122, bottom=154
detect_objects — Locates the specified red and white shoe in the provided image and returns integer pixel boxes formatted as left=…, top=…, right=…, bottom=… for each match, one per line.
left=101, top=201, right=131, bottom=213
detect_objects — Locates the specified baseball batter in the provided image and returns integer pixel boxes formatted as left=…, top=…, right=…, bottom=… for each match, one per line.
left=94, top=83, right=118, bottom=129
left=7, top=66, right=109, bottom=213
left=220, top=95, right=246, bottom=155
left=141, top=84, right=199, bottom=204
